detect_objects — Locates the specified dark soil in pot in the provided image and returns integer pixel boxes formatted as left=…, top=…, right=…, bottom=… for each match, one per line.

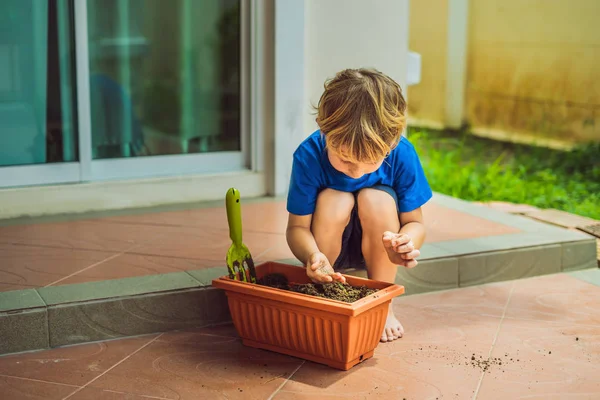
left=257, top=273, right=378, bottom=303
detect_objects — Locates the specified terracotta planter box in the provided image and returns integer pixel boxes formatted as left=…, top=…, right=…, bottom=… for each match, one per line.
left=212, top=262, right=404, bottom=370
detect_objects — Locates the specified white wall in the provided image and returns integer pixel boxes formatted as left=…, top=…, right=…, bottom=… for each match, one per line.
left=271, top=0, right=412, bottom=196
left=273, top=0, right=305, bottom=196
left=304, top=0, right=410, bottom=134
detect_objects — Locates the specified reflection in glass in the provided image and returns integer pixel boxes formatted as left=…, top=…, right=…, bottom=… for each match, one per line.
left=87, top=0, right=241, bottom=159
left=0, top=0, right=77, bottom=167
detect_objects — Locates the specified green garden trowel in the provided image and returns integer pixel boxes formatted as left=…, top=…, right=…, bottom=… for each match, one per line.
left=225, top=188, right=257, bottom=283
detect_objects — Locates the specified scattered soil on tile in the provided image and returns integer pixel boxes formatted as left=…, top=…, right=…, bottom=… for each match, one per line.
left=409, top=345, right=530, bottom=374
left=468, top=354, right=504, bottom=372
left=257, top=273, right=378, bottom=303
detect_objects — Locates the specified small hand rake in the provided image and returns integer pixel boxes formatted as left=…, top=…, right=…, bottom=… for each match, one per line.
left=225, top=188, right=257, bottom=282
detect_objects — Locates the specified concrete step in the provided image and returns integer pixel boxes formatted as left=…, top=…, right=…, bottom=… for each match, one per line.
left=1, top=234, right=597, bottom=356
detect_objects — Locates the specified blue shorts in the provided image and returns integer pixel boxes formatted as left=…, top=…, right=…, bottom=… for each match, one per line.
left=332, top=185, right=399, bottom=271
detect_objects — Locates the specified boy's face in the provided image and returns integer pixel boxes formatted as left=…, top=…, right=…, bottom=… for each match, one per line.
left=327, top=147, right=384, bottom=179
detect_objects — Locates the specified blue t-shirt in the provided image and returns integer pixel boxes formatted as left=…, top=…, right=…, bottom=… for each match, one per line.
left=287, top=130, right=432, bottom=215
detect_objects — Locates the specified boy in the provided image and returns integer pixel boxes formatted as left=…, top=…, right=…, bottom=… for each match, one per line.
left=286, top=68, right=432, bottom=342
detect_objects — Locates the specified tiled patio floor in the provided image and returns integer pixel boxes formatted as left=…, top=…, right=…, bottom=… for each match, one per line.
left=0, top=196, right=522, bottom=291
left=1, top=270, right=599, bottom=400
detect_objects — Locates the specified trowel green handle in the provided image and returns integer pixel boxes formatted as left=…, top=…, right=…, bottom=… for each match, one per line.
left=226, top=188, right=243, bottom=246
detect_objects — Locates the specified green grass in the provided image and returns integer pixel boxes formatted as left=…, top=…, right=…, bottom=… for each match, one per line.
left=408, top=128, right=600, bottom=220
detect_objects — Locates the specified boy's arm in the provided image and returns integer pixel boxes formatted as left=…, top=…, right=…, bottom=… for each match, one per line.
left=286, top=213, right=319, bottom=265
left=286, top=213, right=346, bottom=283
left=383, top=207, right=425, bottom=268
left=389, top=139, right=431, bottom=255
left=399, top=207, right=426, bottom=249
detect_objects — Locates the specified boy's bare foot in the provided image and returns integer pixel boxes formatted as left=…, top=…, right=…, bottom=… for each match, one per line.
left=381, top=309, right=404, bottom=342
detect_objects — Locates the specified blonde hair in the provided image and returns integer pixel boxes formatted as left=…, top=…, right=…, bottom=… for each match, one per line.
left=316, top=68, right=407, bottom=163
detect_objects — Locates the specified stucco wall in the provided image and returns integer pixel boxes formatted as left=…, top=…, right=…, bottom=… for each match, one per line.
left=407, top=0, right=600, bottom=144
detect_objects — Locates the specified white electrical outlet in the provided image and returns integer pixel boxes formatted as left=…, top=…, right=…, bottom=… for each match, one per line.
left=407, top=51, right=421, bottom=86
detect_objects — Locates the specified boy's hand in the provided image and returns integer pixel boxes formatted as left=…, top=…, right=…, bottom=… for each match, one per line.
left=306, top=252, right=346, bottom=283
left=382, top=232, right=420, bottom=268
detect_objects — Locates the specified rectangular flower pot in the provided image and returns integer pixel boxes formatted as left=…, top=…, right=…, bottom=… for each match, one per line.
left=212, top=261, right=405, bottom=370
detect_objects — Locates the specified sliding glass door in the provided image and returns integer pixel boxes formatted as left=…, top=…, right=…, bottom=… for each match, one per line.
left=83, top=0, right=246, bottom=180
left=0, top=0, right=249, bottom=188
left=0, top=0, right=79, bottom=187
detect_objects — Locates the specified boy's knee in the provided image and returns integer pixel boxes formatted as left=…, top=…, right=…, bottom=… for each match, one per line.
left=315, top=189, right=355, bottom=224
left=357, top=188, right=397, bottom=225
